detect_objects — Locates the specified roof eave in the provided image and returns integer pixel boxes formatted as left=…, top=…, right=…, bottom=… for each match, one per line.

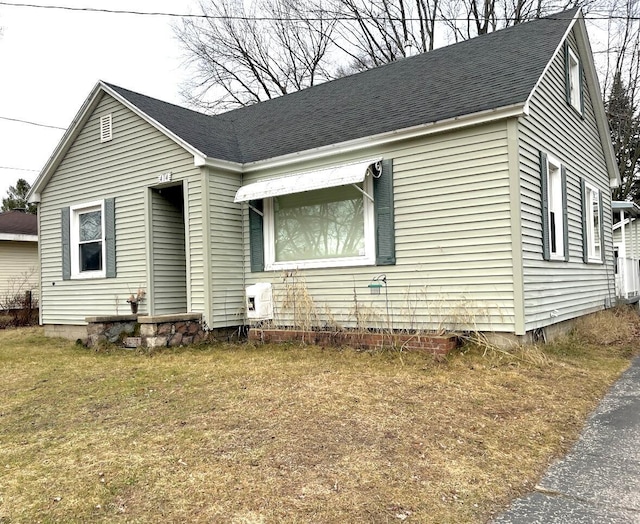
left=196, top=155, right=243, bottom=173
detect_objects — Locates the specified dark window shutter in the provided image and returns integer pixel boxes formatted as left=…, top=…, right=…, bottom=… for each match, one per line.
left=581, top=178, right=589, bottom=263
left=578, top=61, right=585, bottom=116
left=564, top=41, right=571, bottom=106
left=105, top=197, right=116, bottom=278
left=249, top=200, right=264, bottom=272
left=374, top=159, right=396, bottom=266
left=540, top=151, right=550, bottom=261
left=561, top=166, right=569, bottom=261
left=598, top=189, right=605, bottom=262
left=61, top=207, right=71, bottom=280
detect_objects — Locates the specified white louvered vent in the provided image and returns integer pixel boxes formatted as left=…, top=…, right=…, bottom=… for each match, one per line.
left=100, top=114, right=112, bottom=143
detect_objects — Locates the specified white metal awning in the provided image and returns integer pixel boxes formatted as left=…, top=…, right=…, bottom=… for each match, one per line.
left=234, top=158, right=382, bottom=203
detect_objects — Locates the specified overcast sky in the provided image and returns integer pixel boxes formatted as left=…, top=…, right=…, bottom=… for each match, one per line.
left=0, top=0, right=199, bottom=203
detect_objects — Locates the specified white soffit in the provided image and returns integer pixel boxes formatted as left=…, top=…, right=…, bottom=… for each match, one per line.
left=234, top=158, right=382, bottom=203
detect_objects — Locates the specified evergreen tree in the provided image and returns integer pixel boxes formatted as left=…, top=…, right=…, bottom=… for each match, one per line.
left=607, top=74, right=640, bottom=203
left=1, top=179, right=36, bottom=214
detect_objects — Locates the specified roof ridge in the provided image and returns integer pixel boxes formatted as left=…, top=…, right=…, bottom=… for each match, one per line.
left=102, top=7, right=578, bottom=164
left=212, top=7, right=580, bottom=120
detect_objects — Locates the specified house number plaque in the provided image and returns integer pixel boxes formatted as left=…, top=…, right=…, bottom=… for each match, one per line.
left=158, top=172, right=172, bottom=183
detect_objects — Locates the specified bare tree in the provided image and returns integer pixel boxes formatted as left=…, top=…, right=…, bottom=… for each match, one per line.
left=602, top=0, right=640, bottom=202
left=328, top=0, right=440, bottom=74
left=175, top=0, right=337, bottom=111
left=439, top=0, right=578, bottom=42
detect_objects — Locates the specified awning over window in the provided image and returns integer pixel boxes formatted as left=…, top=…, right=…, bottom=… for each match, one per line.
left=234, top=158, right=382, bottom=203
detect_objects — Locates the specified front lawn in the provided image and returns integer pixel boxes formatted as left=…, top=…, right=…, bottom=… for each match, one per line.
left=0, top=308, right=637, bottom=523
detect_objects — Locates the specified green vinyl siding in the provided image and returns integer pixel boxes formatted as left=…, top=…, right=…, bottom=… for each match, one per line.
left=38, top=93, right=202, bottom=325
left=519, top=29, right=615, bottom=330
left=207, top=168, right=244, bottom=328
left=242, top=122, right=516, bottom=333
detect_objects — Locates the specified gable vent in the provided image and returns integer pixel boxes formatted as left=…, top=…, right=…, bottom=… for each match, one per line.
left=100, top=114, right=112, bottom=143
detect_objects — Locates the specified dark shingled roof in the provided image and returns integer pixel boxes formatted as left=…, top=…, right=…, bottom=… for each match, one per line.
left=0, top=210, right=37, bottom=236
left=106, top=9, right=576, bottom=164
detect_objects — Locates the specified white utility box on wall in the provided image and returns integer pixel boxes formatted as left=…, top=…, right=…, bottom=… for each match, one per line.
left=245, top=283, right=274, bottom=320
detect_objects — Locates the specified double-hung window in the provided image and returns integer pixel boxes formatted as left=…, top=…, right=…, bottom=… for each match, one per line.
left=61, top=198, right=116, bottom=280
left=582, top=180, right=604, bottom=263
left=564, top=42, right=583, bottom=114
left=70, top=201, right=105, bottom=277
left=235, top=159, right=395, bottom=271
left=540, top=152, right=568, bottom=261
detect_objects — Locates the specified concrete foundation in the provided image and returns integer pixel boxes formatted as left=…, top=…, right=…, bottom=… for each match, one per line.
left=44, top=324, right=88, bottom=341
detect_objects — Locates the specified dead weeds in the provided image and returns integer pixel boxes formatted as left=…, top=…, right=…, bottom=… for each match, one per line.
left=0, top=308, right=639, bottom=523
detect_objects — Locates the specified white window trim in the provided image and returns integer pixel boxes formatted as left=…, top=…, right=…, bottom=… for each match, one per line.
left=263, top=177, right=376, bottom=271
left=70, top=200, right=106, bottom=279
left=585, top=182, right=603, bottom=263
left=567, top=47, right=581, bottom=112
left=546, top=154, right=564, bottom=261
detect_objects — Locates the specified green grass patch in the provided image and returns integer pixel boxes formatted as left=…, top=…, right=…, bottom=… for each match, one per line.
left=0, top=309, right=638, bottom=523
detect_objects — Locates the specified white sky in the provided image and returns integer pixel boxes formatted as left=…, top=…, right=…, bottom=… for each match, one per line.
left=0, top=0, right=199, bottom=202
left=0, top=2, right=613, bottom=205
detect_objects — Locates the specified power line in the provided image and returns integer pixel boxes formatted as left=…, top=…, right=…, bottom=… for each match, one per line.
left=0, top=116, right=66, bottom=130
left=0, top=1, right=195, bottom=17
left=0, top=166, right=39, bottom=172
left=0, top=2, right=638, bottom=21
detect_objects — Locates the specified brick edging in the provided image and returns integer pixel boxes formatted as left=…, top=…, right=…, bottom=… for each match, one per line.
left=248, top=329, right=457, bottom=356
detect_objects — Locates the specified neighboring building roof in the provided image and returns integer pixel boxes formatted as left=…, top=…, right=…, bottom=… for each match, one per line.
left=0, top=210, right=38, bottom=241
left=613, top=201, right=640, bottom=217
left=105, top=9, right=578, bottom=164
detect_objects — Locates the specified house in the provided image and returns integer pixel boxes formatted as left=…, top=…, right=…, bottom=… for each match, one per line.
left=0, top=210, right=39, bottom=309
left=612, top=201, right=640, bottom=302
left=27, top=8, right=619, bottom=345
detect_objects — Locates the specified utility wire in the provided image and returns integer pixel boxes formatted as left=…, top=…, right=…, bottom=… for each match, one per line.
left=0, top=2, right=638, bottom=21
left=0, top=166, right=39, bottom=172
left=0, top=116, right=66, bottom=130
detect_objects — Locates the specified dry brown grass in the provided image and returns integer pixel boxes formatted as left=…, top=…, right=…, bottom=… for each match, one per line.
left=1, top=307, right=638, bottom=523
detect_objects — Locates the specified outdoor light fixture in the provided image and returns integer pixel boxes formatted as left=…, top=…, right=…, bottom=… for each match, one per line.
left=368, top=274, right=387, bottom=294
left=368, top=274, right=392, bottom=330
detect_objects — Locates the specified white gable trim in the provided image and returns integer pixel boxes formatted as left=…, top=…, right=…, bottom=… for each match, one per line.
left=27, top=81, right=208, bottom=204
left=102, top=82, right=206, bottom=160
left=525, top=9, right=620, bottom=188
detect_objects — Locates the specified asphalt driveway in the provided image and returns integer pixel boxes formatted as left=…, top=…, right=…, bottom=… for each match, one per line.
left=493, top=355, right=640, bottom=523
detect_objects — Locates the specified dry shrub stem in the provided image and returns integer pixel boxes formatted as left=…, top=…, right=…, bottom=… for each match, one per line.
left=1, top=306, right=638, bottom=523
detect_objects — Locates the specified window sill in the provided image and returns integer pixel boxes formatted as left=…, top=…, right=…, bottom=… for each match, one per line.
left=265, top=256, right=375, bottom=271
left=71, top=271, right=106, bottom=280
